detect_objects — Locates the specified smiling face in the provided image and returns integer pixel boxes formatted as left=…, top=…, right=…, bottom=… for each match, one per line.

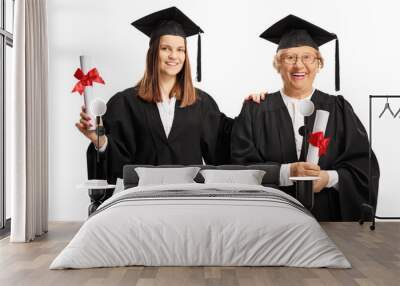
left=158, top=35, right=186, bottom=78
left=276, top=46, right=322, bottom=96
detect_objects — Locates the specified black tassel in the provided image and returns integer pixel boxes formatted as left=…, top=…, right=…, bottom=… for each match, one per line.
left=197, top=32, right=202, bottom=82
left=335, top=38, right=340, bottom=92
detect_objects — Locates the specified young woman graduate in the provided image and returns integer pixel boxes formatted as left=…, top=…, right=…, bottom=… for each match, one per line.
left=231, top=15, right=380, bottom=221
left=76, top=7, right=260, bottom=184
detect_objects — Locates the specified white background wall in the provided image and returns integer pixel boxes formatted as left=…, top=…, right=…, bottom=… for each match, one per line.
left=47, top=0, right=400, bottom=221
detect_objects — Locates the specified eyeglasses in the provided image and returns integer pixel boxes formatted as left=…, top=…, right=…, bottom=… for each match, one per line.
left=280, top=53, right=320, bottom=65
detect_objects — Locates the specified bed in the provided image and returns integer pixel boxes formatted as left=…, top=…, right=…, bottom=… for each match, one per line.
left=50, top=165, right=350, bottom=269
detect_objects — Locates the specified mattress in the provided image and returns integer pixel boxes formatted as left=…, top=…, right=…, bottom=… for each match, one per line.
left=50, top=183, right=350, bottom=269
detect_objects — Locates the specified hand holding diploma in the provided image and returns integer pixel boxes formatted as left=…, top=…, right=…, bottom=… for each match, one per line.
left=75, top=105, right=106, bottom=149
left=290, top=101, right=332, bottom=199
left=290, top=162, right=320, bottom=177
left=72, top=55, right=105, bottom=130
left=312, top=170, right=329, bottom=193
left=72, top=56, right=107, bottom=149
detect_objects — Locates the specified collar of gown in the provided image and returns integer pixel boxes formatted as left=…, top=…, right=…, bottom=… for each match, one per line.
left=280, top=88, right=315, bottom=106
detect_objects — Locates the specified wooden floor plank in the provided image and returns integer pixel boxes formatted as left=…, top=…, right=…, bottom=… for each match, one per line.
left=0, top=222, right=399, bottom=286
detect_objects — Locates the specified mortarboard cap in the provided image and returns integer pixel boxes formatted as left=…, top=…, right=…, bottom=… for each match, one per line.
left=131, top=7, right=204, bottom=82
left=260, top=15, right=340, bottom=91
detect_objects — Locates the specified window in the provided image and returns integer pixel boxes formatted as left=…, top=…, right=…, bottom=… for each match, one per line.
left=0, top=0, right=14, bottom=234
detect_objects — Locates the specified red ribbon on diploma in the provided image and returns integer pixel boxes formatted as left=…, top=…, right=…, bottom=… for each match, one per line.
left=71, top=68, right=105, bottom=95
left=308, top=131, right=331, bottom=157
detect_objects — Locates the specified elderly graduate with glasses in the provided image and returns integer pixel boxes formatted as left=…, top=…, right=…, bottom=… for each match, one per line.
left=231, top=15, right=380, bottom=221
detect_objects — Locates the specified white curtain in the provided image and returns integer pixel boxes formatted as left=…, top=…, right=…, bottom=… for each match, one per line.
left=9, top=0, right=48, bottom=242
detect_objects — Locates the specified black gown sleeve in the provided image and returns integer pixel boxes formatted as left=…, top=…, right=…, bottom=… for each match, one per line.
left=332, top=96, right=380, bottom=220
left=199, top=91, right=234, bottom=164
left=230, top=101, right=264, bottom=164
left=87, top=92, right=136, bottom=184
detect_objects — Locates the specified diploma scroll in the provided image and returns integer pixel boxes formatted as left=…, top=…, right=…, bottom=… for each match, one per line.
left=79, top=55, right=96, bottom=130
left=306, top=110, right=330, bottom=164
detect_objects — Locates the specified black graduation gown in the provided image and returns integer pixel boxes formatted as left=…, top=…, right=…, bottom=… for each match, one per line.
left=87, top=87, right=233, bottom=184
left=231, top=89, right=380, bottom=221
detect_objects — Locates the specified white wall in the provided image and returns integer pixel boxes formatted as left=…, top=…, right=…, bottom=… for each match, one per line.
left=48, top=0, right=400, bottom=221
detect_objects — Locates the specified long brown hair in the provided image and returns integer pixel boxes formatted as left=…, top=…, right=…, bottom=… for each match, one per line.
left=137, top=36, right=197, bottom=107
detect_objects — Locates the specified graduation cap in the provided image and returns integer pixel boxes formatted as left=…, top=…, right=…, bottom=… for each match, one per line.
left=131, top=7, right=204, bottom=82
left=260, top=14, right=340, bottom=91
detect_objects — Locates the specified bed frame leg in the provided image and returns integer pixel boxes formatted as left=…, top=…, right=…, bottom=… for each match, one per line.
left=359, top=203, right=375, bottom=231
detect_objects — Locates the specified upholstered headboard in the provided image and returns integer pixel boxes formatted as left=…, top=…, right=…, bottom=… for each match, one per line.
left=123, top=164, right=281, bottom=189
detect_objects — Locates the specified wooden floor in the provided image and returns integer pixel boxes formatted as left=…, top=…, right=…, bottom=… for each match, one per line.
left=0, top=222, right=399, bottom=286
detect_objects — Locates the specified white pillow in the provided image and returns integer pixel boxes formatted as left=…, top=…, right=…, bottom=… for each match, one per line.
left=113, top=178, right=124, bottom=195
left=135, top=167, right=201, bottom=186
left=200, top=169, right=266, bottom=185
